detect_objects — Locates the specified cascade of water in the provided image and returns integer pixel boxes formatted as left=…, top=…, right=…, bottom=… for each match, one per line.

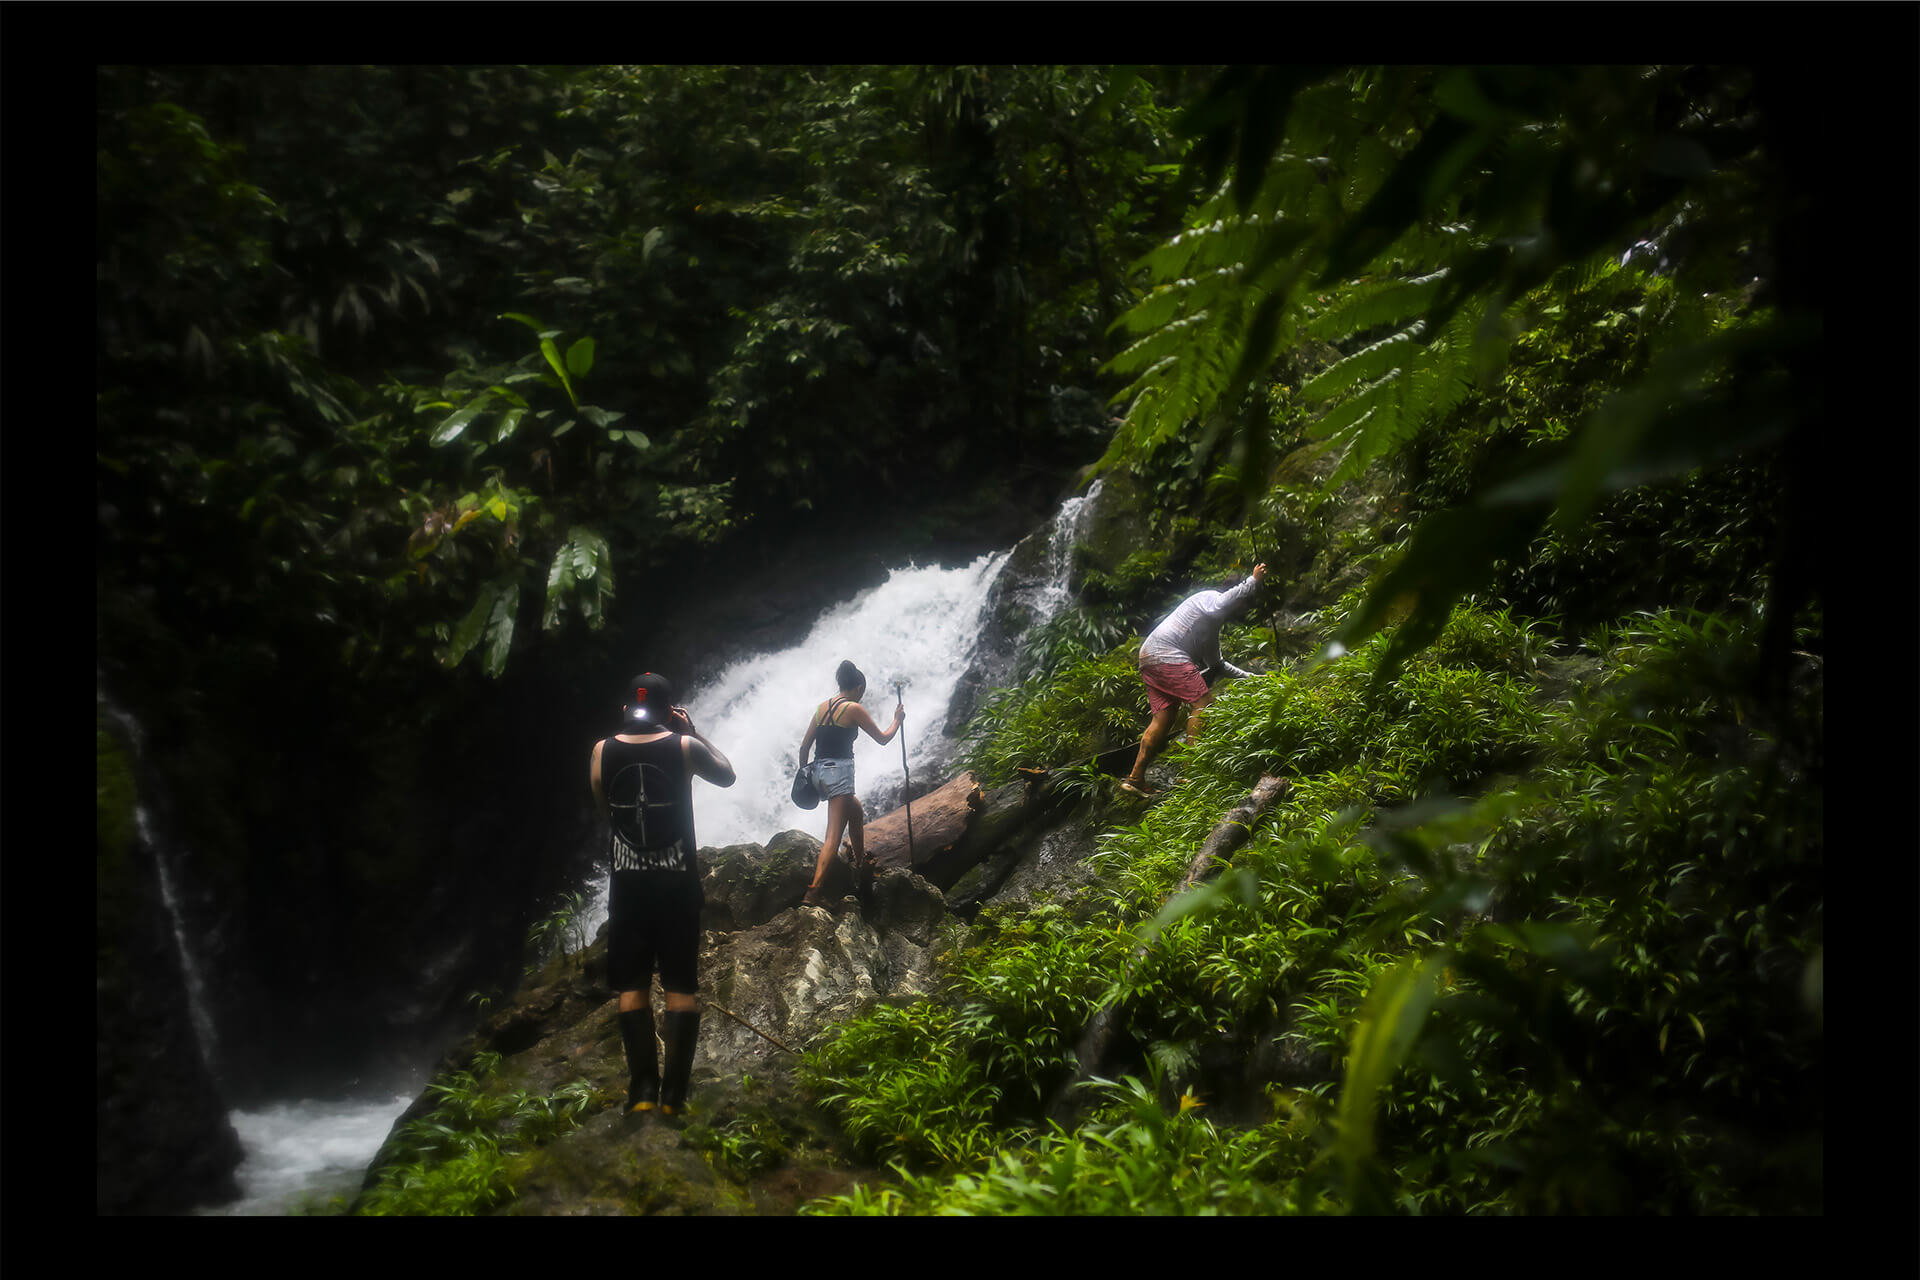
left=101, top=690, right=224, bottom=1081
left=577, top=547, right=1011, bottom=940
left=1012, top=477, right=1102, bottom=629
left=143, top=807, right=223, bottom=1075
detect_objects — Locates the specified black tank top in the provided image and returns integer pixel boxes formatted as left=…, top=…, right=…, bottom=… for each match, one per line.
left=813, top=696, right=857, bottom=761
left=601, top=734, right=697, bottom=874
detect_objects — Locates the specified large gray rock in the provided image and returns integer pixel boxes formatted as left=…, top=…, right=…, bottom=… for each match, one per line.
left=355, top=859, right=952, bottom=1210
left=696, top=867, right=949, bottom=1075
left=699, top=831, right=828, bottom=934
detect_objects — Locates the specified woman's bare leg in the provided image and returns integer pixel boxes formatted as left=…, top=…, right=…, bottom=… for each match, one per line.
left=810, top=795, right=848, bottom=892
left=846, top=795, right=867, bottom=866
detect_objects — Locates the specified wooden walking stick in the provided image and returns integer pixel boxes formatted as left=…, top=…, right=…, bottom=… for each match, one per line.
left=894, top=680, right=913, bottom=865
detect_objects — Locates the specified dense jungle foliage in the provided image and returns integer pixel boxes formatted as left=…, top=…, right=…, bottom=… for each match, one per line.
left=96, top=64, right=1199, bottom=1087
left=99, top=64, right=1826, bottom=1213
left=98, top=63, right=1189, bottom=693
left=796, top=64, right=1825, bottom=1215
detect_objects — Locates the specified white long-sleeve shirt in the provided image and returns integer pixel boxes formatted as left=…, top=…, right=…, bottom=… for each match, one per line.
left=1137, top=575, right=1259, bottom=679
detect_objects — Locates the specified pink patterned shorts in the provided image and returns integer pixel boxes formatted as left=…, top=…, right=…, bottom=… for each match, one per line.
left=1139, top=661, right=1208, bottom=714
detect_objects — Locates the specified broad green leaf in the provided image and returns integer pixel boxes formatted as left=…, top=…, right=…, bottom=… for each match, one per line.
left=1132, top=868, right=1257, bottom=947
left=431, top=397, right=492, bottom=446
left=565, top=336, right=596, bottom=378
left=1316, top=114, right=1474, bottom=287
left=445, top=585, right=495, bottom=667
left=482, top=580, right=519, bottom=678
left=493, top=405, right=527, bottom=444
left=538, top=337, right=577, bottom=407
left=542, top=545, right=576, bottom=630
left=1323, top=498, right=1550, bottom=682
left=1532, top=318, right=1813, bottom=534
left=1336, top=954, right=1443, bottom=1195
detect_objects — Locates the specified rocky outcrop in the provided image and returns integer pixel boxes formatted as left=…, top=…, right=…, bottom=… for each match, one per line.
left=351, top=760, right=1118, bottom=1214
left=353, top=842, right=962, bottom=1201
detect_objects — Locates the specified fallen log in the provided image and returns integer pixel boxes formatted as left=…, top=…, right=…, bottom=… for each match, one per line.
left=853, top=764, right=1079, bottom=893
left=1046, top=773, right=1291, bottom=1125
left=1180, top=774, right=1291, bottom=892
left=861, top=772, right=984, bottom=873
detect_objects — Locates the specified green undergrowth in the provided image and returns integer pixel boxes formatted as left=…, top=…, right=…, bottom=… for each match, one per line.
left=353, top=1051, right=599, bottom=1216
left=800, top=600, right=1822, bottom=1214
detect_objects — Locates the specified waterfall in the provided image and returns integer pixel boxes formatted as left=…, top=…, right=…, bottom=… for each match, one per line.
left=1011, top=478, right=1100, bottom=629
left=576, top=547, right=1012, bottom=940
left=144, top=808, right=223, bottom=1076
left=100, top=689, right=224, bottom=1081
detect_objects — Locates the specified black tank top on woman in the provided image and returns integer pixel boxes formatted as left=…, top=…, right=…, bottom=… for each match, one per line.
left=812, top=696, right=858, bottom=761
left=601, top=733, right=697, bottom=874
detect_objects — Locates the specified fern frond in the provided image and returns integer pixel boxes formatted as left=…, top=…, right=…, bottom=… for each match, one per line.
left=1326, top=377, right=1407, bottom=488
left=1307, top=368, right=1395, bottom=440
left=1132, top=215, right=1267, bottom=285
left=1111, top=266, right=1244, bottom=343
left=1304, top=269, right=1448, bottom=343
left=1340, top=133, right=1402, bottom=213
left=1301, top=323, right=1425, bottom=403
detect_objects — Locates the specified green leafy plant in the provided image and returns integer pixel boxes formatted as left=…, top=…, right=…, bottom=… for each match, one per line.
left=686, top=1113, right=795, bottom=1182
left=523, top=887, right=592, bottom=974
left=354, top=1059, right=596, bottom=1216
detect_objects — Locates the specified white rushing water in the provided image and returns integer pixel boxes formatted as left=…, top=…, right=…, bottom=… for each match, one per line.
left=577, top=549, right=1012, bottom=941
left=690, top=550, right=1011, bottom=847
left=194, top=1091, right=418, bottom=1215
left=1011, top=479, right=1099, bottom=627
left=144, top=807, right=223, bottom=1077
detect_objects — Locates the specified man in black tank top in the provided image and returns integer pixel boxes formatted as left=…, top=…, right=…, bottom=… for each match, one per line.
left=590, top=672, right=736, bottom=1117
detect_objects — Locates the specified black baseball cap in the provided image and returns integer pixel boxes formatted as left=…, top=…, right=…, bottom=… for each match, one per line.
left=622, top=672, right=675, bottom=725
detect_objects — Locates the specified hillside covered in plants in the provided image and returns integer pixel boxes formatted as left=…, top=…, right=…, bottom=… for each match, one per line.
left=97, top=63, right=1827, bottom=1216
left=788, top=66, right=1825, bottom=1216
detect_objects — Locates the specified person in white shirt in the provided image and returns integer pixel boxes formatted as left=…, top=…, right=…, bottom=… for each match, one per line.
left=1121, top=563, right=1266, bottom=796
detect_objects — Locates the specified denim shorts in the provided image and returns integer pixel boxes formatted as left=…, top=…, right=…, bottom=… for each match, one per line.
left=810, top=757, right=855, bottom=798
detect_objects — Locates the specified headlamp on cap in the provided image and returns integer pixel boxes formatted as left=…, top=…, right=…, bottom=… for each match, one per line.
left=621, top=672, right=675, bottom=727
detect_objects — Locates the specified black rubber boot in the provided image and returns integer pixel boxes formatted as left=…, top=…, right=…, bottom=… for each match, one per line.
left=658, top=1009, right=700, bottom=1117
left=620, top=1009, right=659, bottom=1113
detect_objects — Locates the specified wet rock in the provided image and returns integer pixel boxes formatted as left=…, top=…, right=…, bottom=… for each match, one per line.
left=700, top=830, right=826, bottom=933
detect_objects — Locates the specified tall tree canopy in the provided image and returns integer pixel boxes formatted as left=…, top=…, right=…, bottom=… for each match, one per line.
left=98, top=65, right=1191, bottom=691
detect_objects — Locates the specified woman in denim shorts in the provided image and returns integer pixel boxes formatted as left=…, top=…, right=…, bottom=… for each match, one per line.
left=796, top=660, right=903, bottom=906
